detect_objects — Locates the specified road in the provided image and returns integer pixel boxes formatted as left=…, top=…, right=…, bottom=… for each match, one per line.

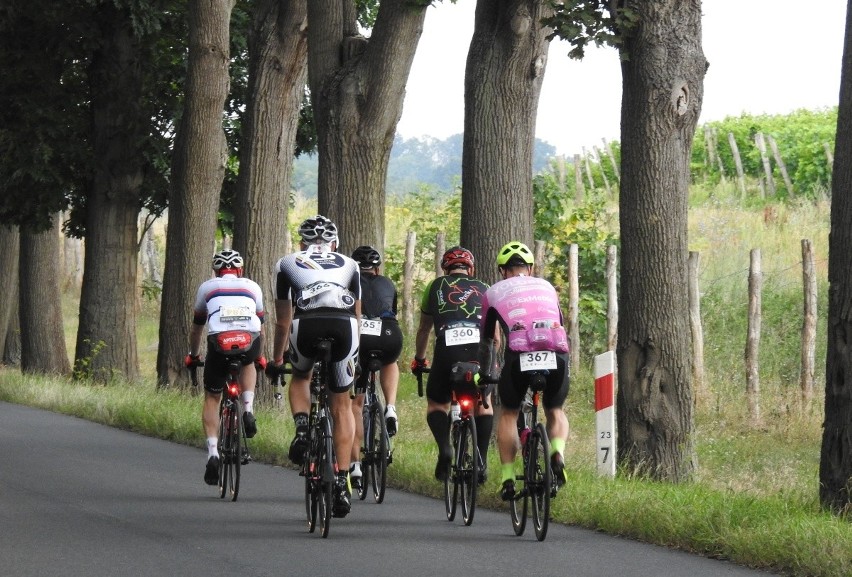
left=2, top=402, right=776, bottom=577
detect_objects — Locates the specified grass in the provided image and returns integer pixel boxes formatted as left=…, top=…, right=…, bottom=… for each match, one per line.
left=4, top=190, right=850, bottom=576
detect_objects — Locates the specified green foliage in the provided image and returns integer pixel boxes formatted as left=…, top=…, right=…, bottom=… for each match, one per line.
left=544, top=1, right=640, bottom=60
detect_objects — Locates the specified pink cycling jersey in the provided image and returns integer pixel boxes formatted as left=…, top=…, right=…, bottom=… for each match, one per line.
left=480, top=274, right=569, bottom=353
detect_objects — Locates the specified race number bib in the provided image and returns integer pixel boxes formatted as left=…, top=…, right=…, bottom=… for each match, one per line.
left=360, top=318, right=382, bottom=336
left=219, top=305, right=252, bottom=322
left=445, top=325, right=480, bottom=346
left=301, top=281, right=333, bottom=300
left=519, top=351, right=557, bottom=371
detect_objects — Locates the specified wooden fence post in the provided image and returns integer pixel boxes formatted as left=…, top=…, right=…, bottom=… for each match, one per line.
left=593, top=146, right=613, bottom=197
left=582, top=147, right=595, bottom=191
left=602, top=138, right=620, bottom=181
left=727, top=132, right=747, bottom=199
left=435, top=232, right=445, bottom=278
left=766, top=134, right=794, bottom=196
left=606, top=245, right=618, bottom=353
left=755, top=132, right=776, bottom=197
left=746, top=248, right=762, bottom=423
left=823, top=141, right=834, bottom=174
left=573, top=154, right=585, bottom=203
left=800, top=239, right=817, bottom=407
left=568, top=244, right=580, bottom=369
left=688, top=251, right=705, bottom=403
left=403, top=230, right=416, bottom=331
left=533, top=240, right=546, bottom=278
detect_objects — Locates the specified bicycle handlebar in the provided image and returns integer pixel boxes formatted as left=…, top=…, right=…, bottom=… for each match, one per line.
left=414, top=366, right=430, bottom=397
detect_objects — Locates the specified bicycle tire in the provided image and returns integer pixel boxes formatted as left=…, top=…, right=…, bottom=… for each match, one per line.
left=357, top=398, right=371, bottom=501
left=510, top=455, right=528, bottom=536
left=530, top=423, right=551, bottom=541
left=444, top=420, right=458, bottom=521
left=369, top=400, right=389, bottom=503
left=229, top=402, right=242, bottom=501
left=459, top=417, right=479, bottom=526
left=305, top=429, right=320, bottom=533
left=318, top=416, right=334, bottom=538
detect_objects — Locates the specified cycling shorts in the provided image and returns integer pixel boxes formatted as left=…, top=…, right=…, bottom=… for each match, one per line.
left=497, top=350, right=570, bottom=410
left=290, top=313, right=359, bottom=394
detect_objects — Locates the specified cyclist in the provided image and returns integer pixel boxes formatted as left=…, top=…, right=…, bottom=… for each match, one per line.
left=477, top=241, right=571, bottom=501
left=184, top=249, right=265, bottom=486
left=266, top=215, right=360, bottom=518
left=411, top=246, right=493, bottom=484
left=348, top=245, right=402, bottom=490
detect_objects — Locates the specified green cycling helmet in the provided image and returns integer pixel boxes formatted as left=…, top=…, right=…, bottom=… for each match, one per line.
left=496, top=241, right=534, bottom=267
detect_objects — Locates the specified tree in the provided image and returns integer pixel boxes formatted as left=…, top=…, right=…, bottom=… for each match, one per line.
left=231, top=0, right=308, bottom=330
left=19, top=218, right=71, bottom=375
left=820, top=0, right=852, bottom=514
left=307, top=0, right=430, bottom=251
left=0, top=225, right=20, bottom=366
left=549, top=1, right=705, bottom=481
left=157, top=0, right=237, bottom=387
left=459, top=0, right=554, bottom=285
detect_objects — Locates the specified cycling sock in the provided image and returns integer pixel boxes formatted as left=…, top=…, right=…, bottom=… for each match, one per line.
left=426, top=410, right=451, bottom=458
left=550, top=437, right=565, bottom=457
left=475, top=415, right=493, bottom=461
left=207, top=436, right=218, bottom=458
left=241, top=390, right=255, bottom=414
left=501, top=463, right=515, bottom=484
left=293, top=412, right=309, bottom=429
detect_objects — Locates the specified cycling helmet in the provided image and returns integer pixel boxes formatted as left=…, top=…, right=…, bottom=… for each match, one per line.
left=351, top=245, right=382, bottom=269
left=496, top=241, right=534, bottom=267
left=298, top=214, right=338, bottom=245
left=441, top=246, right=475, bottom=272
left=212, top=249, right=244, bottom=275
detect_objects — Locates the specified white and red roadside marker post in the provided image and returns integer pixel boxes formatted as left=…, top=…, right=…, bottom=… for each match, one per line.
left=594, top=351, right=616, bottom=477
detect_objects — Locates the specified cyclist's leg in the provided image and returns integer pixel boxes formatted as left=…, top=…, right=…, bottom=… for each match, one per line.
left=497, top=360, right=524, bottom=497
left=378, top=321, right=403, bottom=434
left=542, top=354, right=571, bottom=487
left=350, top=391, right=365, bottom=487
left=425, top=352, right=453, bottom=480
left=473, top=395, right=494, bottom=483
left=202, top=351, right=227, bottom=484
left=238, top=335, right=262, bottom=437
left=288, top=320, right=314, bottom=464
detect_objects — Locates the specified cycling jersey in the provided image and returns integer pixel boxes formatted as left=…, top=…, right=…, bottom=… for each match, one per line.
left=356, top=272, right=402, bottom=388
left=274, top=246, right=361, bottom=393
left=419, top=273, right=488, bottom=404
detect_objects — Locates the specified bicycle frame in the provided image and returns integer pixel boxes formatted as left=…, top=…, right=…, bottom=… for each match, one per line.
left=358, top=350, right=390, bottom=503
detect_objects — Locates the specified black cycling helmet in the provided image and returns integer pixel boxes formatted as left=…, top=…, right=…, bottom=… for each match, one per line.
left=298, top=214, right=338, bottom=245
left=351, top=245, right=382, bottom=269
left=496, top=241, right=534, bottom=268
left=212, top=249, right=244, bottom=275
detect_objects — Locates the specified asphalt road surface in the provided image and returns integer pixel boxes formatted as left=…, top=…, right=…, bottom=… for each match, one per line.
left=2, top=402, right=778, bottom=577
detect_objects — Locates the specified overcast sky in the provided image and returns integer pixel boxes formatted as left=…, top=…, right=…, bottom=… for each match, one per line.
left=396, top=0, right=847, bottom=156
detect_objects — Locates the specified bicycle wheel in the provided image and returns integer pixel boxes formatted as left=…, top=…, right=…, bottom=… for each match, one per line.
left=357, top=403, right=370, bottom=501
left=216, top=404, right=232, bottom=500
left=227, top=403, right=242, bottom=502
left=318, top=417, right=334, bottom=538
left=459, top=417, right=479, bottom=526
left=305, top=429, right=320, bottom=533
left=530, top=423, right=551, bottom=541
left=369, top=401, right=388, bottom=503
left=443, top=422, right=458, bottom=521
left=510, top=458, right=528, bottom=536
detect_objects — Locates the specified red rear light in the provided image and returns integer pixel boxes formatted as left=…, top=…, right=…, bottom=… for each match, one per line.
left=460, top=398, right=473, bottom=411
left=227, top=383, right=240, bottom=397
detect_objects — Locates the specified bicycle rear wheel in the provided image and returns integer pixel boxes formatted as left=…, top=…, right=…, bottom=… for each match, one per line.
left=318, top=417, right=334, bottom=538
left=459, top=418, right=479, bottom=526
left=357, top=407, right=370, bottom=502
left=368, top=401, right=389, bottom=503
left=510, top=463, right=528, bottom=536
left=305, top=430, right=320, bottom=533
left=530, top=423, right=551, bottom=541
left=444, top=422, right=458, bottom=521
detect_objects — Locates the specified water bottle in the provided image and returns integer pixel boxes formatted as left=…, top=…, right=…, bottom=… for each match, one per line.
left=450, top=401, right=461, bottom=423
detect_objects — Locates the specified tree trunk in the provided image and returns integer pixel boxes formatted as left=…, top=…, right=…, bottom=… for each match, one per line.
left=308, top=0, right=427, bottom=253
left=232, top=0, right=307, bottom=348
left=458, top=0, right=553, bottom=284
left=820, top=0, right=852, bottom=514
left=157, top=0, right=235, bottom=388
left=615, top=0, right=705, bottom=482
left=0, top=224, right=20, bottom=363
left=20, top=218, right=70, bottom=374
left=75, top=4, right=145, bottom=382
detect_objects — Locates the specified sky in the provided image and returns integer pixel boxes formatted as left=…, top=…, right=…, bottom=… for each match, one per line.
left=396, top=0, right=848, bottom=157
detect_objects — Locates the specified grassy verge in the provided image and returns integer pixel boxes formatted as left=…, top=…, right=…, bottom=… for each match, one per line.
left=2, top=368, right=850, bottom=577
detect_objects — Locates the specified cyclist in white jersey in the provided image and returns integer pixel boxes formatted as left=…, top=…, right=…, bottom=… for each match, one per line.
left=184, top=249, right=265, bottom=486
left=267, top=215, right=361, bottom=518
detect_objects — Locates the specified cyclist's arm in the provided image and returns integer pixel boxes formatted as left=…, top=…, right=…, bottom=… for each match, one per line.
left=188, top=323, right=204, bottom=357
left=272, top=299, right=293, bottom=364
left=414, top=311, right=432, bottom=360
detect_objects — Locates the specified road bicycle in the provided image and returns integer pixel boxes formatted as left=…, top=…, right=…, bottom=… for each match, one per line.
left=508, top=357, right=556, bottom=541
left=298, top=338, right=338, bottom=538
left=356, top=349, right=391, bottom=503
left=189, top=335, right=260, bottom=502
left=417, top=362, right=488, bottom=526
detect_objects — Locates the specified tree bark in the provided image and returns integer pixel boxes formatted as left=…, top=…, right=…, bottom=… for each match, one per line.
left=308, top=0, right=428, bottom=253
left=232, top=0, right=308, bottom=350
left=460, top=0, right=554, bottom=285
left=0, top=224, right=20, bottom=364
left=75, top=3, right=145, bottom=382
left=157, top=0, right=235, bottom=388
left=615, top=0, right=705, bottom=482
left=820, top=0, right=852, bottom=514
left=20, top=218, right=70, bottom=374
